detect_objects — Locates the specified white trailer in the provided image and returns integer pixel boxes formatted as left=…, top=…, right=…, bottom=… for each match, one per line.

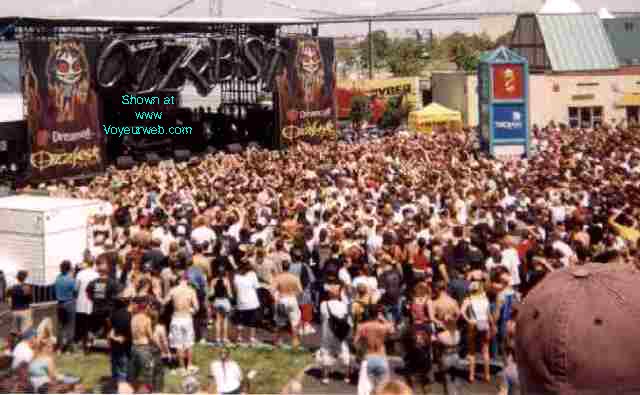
left=0, top=195, right=110, bottom=286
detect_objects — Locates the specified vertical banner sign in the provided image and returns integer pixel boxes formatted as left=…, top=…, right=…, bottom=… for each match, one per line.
left=20, top=40, right=103, bottom=181
left=276, top=37, right=337, bottom=145
left=477, top=47, right=529, bottom=159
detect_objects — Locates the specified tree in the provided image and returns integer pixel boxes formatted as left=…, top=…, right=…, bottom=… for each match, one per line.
left=428, top=31, right=496, bottom=71
left=336, top=47, right=358, bottom=78
left=452, top=42, right=480, bottom=72
left=494, top=30, right=514, bottom=48
left=386, top=38, right=428, bottom=77
left=358, top=30, right=391, bottom=70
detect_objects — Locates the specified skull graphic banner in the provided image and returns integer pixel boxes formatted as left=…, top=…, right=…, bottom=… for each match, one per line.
left=20, top=39, right=104, bottom=181
left=276, top=37, right=337, bottom=146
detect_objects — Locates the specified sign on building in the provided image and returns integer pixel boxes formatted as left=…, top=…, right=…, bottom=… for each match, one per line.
left=478, top=46, right=530, bottom=159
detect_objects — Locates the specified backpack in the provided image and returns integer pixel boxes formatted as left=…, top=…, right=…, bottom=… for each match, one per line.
left=327, top=302, right=351, bottom=340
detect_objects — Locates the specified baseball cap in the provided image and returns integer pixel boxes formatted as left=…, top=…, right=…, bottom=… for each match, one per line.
left=516, top=263, right=640, bottom=394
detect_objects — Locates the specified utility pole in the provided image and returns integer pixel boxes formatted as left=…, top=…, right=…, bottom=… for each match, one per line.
left=209, top=0, right=222, bottom=16
left=368, top=19, right=373, bottom=80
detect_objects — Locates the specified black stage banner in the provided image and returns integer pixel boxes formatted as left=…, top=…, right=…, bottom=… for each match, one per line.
left=96, top=36, right=288, bottom=95
left=276, top=37, right=337, bottom=145
left=21, top=40, right=104, bottom=181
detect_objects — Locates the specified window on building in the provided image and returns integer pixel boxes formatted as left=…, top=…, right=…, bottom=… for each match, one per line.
left=593, top=107, right=603, bottom=128
left=569, top=107, right=579, bottom=128
left=568, top=106, right=604, bottom=129
left=625, top=22, right=634, bottom=32
left=628, top=107, right=639, bottom=125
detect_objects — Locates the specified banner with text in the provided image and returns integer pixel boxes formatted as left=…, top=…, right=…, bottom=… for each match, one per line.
left=20, top=40, right=104, bottom=181
left=276, top=37, right=337, bottom=145
left=336, top=77, right=421, bottom=122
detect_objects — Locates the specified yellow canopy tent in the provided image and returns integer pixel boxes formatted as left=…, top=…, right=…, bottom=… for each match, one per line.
left=408, top=102, right=462, bottom=133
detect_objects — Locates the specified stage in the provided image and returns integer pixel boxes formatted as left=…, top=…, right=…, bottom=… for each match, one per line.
left=0, top=16, right=338, bottom=185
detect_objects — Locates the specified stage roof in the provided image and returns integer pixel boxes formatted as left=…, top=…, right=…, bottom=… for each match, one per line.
left=1, top=15, right=316, bottom=27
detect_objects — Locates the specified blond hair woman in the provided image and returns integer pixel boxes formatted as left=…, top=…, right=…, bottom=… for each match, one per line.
left=460, top=281, right=493, bottom=383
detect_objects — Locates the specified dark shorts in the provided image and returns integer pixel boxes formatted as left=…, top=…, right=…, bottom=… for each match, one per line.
left=91, top=311, right=111, bottom=334
left=111, top=347, right=130, bottom=382
left=414, top=323, right=434, bottom=334
left=236, top=308, right=258, bottom=328
left=76, top=313, right=92, bottom=340
left=128, top=345, right=156, bottom=386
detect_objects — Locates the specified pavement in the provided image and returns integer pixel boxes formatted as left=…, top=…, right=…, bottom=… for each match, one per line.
left=1, top=306, right=504, bottom=394
left=265, top=324, right=504, bottom=395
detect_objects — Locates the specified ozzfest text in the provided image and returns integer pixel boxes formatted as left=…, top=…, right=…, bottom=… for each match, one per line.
left=31, top=146, right=101, bottom=171
left=281, top=121, right=337, bottom=144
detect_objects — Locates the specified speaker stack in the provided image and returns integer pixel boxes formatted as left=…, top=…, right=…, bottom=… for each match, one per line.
left=116, top=156, right=135, bottom=170
left=145, top=152, right=161, bottom=166
left=174, top=149, right=191, bottom=162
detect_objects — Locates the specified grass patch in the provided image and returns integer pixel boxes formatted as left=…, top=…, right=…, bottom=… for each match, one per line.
left=58, top=345, right=312, bottom=393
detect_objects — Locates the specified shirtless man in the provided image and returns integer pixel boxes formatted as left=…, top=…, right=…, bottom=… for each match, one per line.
left=432, top=280, right=460, bottom=329
left=164, top=272, right=199, bottom=375
left=128, top=301, right=155, bottom=392
left=354, top=304, right=394, bottom=392
left=271, top=266, right=303, bottom=348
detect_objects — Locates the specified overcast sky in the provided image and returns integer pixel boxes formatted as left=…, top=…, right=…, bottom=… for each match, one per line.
left=2, top=0, right=637, bottom=35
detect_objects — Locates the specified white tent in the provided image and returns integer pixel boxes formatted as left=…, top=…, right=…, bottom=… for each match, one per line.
left=598, top=7, right=615, bottom=18
left=539, top=0, right=583, bottom=13
left=0, top=94, right=23, bottom=122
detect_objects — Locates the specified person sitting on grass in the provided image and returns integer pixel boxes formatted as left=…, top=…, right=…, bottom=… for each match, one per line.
left=11, top=327, right=37, bottom=370
left=28, top=333, right=58, bottom=393
left=209, top=347, right=243, bottom=395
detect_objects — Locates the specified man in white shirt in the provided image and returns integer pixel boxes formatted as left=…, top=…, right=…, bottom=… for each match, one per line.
left=191, top=217, right=217, bottom=254
left=225, top=213, right=243, bottom=243
left=233, top=263, right=260, bottom=345
left=209, top=348, right=243, bottom=395
left=499, top=239, right=521, bottom=290
left=75, top=260, right=99, bottom=353
left=552, top=236, right=578, bottom=268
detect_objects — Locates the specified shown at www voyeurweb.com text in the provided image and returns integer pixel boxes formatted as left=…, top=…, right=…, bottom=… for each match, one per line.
left=102, top=95, right=192, bottom=137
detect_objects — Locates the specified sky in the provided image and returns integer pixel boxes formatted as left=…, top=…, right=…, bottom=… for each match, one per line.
left=1, top=0, right=638, bottom=35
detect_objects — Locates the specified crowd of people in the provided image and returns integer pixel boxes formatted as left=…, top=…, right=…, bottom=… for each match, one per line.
left=3, top=121, right=640, bottom=394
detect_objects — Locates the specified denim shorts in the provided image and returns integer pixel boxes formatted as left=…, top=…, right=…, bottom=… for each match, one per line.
left=213, top=298, right=232, bottom=315
left=366, top=355, right=389, bottom=382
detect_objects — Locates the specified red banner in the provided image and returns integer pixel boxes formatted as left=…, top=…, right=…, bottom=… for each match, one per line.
left=492, top=64, right=524, bottom=101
